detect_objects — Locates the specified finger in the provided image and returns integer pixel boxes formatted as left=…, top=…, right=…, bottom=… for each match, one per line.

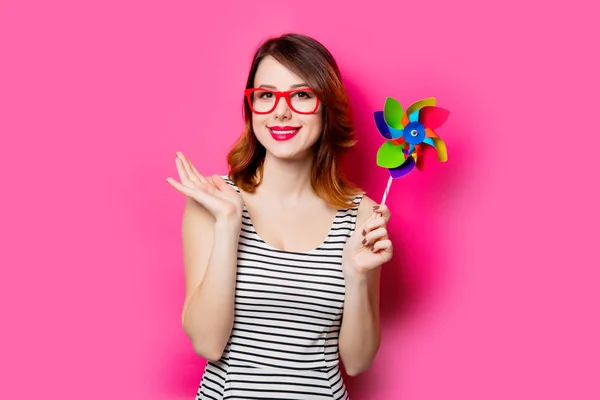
left=372, top=239, right=393, bottom=257
left=190, top=163, right=208, bottom=184
left=373, top=204, right=391, bottom=222
left=362, top=204, right=391, bottom=230
left=179, top=152, right=208, bottom=185
left=362, top=227, right=388, bottom=247
left=175, top=158, right=193, bottom=186
left=177, top=153, right=200, bottom=185
left=211, top=174, right=233, bottom=192
left=362, top=216, right=387, bottom=235
left=204, top=175, right=222, bottom=191
left=166, top=177, right=226, bottom=213
left=166, top=177, right=196, bottom=197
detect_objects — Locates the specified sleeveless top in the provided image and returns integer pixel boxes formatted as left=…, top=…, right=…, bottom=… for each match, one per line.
left=195, top=176, right=364, bottom=400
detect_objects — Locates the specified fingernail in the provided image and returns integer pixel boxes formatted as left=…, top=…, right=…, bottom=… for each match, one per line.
left=362, top=238, right=366, bottom=245
left=371, top=246, right=375, bottom=252
left=362, top=229, right=366, bottom=236
left=373, top=205, right=380, bottom=210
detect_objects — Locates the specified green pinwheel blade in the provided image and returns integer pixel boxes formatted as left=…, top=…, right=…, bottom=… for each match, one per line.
left=376, top=141, right=406, bottom=168
left=383, top=97, right=405, bottom=129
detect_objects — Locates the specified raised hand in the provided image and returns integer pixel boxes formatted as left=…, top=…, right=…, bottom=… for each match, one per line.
left=342, top=204, right=393, bottom=277
left=166, top=152, right=244, bottom=221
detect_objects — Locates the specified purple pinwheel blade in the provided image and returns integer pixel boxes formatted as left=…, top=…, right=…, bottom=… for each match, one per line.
left=388, top=157, right=416, bottom=178
left=373, top=111, right=392, bottom=139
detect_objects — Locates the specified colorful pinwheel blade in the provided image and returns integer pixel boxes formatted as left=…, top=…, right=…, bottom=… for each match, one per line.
left=422, top=136, right=447, bottom=162
left=373, top=111, right=392, bottom=139
left=416, top=151, right=425, bottom=170
left=389, top=126, right=404, bottom=139
left=432, top=138, right=448, bottom=162
left=406, top=97, right=436, bottom=117
left=384, top=97, right=405, bottom=129
left=400, top=141, right=410, bottom=155
left=423, top=137, right=435, bottom=146
left=376, top=141, right=406, bottom=168
left=418, top=106, right=450, bottom=129
left=425, top=128, right=440, bottom=139
left=401, top=113, right=410, bottom=127
left=388, top=156, right=416, bottom=178
left=391, top=137, right=405, bottom=146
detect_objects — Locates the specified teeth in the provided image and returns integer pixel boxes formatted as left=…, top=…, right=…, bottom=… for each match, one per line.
left=271, top=129, right=298, bottom=134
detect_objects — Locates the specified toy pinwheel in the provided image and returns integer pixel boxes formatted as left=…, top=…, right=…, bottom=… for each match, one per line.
left=373, top=96, right=450, bottom=204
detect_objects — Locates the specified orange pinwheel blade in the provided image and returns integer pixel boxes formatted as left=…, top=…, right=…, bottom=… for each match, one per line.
left=391, top=136, right=405, bottom=146
left=425, top=128, right=440, bottom=139
left=401, top=113, right=409, bottom=127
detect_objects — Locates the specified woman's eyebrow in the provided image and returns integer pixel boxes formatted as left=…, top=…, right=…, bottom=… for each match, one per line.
left=256, top=83, right=310, bottom=89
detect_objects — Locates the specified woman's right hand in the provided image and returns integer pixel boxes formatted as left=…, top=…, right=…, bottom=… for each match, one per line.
left=166, top=152, right=244, bottom=221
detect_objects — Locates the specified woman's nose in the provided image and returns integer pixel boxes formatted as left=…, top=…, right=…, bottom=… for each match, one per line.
left=273, top=96, right=292, bottom=119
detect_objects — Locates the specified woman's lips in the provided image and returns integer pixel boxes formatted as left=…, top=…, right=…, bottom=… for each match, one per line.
left=268, top=127, right=301, bottom=141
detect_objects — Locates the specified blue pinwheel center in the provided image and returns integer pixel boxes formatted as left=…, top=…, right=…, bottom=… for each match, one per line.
left=402, top=121, right=425, bottom=145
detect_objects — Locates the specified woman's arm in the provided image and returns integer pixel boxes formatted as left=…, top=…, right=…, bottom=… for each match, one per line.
left=338, top=196, right=385, bottom=376
left=181, top=197, right=241, bottom=361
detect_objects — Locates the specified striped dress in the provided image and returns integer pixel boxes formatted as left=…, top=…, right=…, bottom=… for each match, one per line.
left=195, top=176, right=363, bottom=400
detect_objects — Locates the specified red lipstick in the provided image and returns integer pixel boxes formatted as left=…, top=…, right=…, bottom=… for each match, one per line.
left=268, top=126, right=301, bottom=141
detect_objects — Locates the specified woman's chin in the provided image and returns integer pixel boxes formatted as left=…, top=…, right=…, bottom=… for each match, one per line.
left=266, top=146, right=313, bottom=162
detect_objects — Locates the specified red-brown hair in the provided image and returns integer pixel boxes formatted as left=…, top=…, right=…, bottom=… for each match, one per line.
left=227, top=33, right=362, bottom=209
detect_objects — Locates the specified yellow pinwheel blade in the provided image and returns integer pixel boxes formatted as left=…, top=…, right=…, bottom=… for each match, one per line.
left=433, top=138, right=448, bottom=162
left=407, top=97, right=436, bottom=117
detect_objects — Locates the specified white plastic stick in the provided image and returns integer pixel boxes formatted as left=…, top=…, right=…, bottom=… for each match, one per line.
left=381, top=176, right=393, bottom=205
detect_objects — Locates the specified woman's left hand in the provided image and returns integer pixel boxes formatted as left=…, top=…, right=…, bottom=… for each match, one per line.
left=342, top=204, right=393, bottom=278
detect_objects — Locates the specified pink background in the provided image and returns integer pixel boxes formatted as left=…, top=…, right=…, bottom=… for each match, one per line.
left=1, top=0, right=598, bottom=399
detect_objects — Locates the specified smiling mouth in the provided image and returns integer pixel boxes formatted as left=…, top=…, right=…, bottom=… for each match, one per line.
left=268, top=127, right=301, bottom=141
left=268, top=127, right=301, bottom=134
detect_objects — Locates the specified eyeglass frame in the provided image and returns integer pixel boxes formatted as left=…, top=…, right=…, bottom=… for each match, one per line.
left=244, top=87, right=321, bottom=115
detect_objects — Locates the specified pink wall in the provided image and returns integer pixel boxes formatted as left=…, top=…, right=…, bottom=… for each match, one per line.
left=1, top=0, right=598, bottom=399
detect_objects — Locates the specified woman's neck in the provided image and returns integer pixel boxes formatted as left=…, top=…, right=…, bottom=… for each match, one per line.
left=255, top=152, right=315, bottom=204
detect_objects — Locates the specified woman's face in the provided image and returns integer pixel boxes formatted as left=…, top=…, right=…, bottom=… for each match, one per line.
left=250, top=55, right=323, bottom=161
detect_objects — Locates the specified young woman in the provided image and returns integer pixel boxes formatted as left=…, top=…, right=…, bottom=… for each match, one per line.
left=166, top=33, right=393, bottom=399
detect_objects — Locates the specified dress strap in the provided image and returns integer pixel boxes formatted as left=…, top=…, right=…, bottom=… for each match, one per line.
left=348, top=192, right=365, bottom=234
left=221, top=175, right=241, bottom=194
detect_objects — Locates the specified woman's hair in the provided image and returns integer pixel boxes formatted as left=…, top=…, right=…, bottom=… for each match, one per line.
left=226, top=33, right=362, bottom=209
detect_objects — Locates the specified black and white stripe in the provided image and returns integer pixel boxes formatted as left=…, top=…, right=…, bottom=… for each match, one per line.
left=195, top=176, right=363, bottom=399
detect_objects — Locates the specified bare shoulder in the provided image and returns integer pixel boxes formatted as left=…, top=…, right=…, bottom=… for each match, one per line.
left=356, top=194, right=378, bottom=227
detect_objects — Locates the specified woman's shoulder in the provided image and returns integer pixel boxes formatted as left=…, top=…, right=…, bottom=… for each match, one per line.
left=357, top=194, right=377, bottom=209
left=220, top=174, right=239, bottom=191
left=221, top=174, right=232, bottom=183
left=354, top=193, right=378, bottom=225
left=345, top=189, right=375, bottom=209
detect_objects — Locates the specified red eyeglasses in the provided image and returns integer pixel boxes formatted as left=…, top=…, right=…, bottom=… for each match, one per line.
left=244, top=88, right=320, bottom=114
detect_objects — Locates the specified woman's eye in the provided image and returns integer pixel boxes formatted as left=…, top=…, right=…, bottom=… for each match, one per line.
left=293, top=91, right=311, bottom=99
